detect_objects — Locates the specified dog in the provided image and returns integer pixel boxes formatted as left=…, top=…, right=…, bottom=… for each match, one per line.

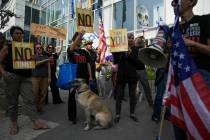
left=70, top=78, right=113, bottom=130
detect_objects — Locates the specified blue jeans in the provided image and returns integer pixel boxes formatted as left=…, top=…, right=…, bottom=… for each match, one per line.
left=152, top=69, right=168, bottom=121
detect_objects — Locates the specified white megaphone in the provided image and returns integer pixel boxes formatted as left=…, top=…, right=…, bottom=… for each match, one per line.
left=138, top=24, right=170, bottom=68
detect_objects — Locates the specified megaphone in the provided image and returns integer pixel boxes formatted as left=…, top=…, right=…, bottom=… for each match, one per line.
left=138, top=25, right=170, bottom=68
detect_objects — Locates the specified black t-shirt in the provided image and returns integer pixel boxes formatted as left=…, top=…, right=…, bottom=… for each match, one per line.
left=87, top=50, right=97, bottom=79
left=112, top=47, right=137, bottom=82
left=68, top=48, right=91, bottom=80
left=180, top=14, right=210, bottom=71
left=132, top=46, right=145, bottom=70
left=5, top=43, right=32, bottom=77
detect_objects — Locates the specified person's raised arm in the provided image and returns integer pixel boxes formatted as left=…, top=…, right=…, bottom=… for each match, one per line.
left=47, top=60, right=51, bottom=85
left=0, top=46, right=8, bottom=76
left=69, top=30, right=86, bottom=52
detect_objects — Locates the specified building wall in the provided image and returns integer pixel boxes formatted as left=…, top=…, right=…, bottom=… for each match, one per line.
left=0, top=0, right=26, bottom=39
left=0, top=0, right=17, bottom=34
left=16, top=0, right=26, bottom=29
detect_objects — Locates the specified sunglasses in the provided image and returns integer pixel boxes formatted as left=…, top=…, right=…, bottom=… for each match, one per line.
left=171, top=0, right=178, bottom=6
left=36, top=47, right=42, bottom=49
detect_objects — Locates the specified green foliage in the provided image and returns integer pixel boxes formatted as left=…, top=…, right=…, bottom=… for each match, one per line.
left=105, top=70, right=112, bottom=81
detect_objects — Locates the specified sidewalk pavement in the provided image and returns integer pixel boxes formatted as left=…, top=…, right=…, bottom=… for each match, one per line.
left=0, top=89, right=175, bottom=140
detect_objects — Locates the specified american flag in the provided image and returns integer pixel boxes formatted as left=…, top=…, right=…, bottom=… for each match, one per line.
left=165, top=5, right=210, bottom=140
left=98, top=13, right=107, bottom=64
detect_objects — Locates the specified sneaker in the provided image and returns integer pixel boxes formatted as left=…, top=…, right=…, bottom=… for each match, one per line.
left=130, top=114, right=139, bottom=122
left=69, top=118, right=77, bottom=124
left=151, top=116, right=160, bottom=123
left=114, top=116, right=120, bottom=123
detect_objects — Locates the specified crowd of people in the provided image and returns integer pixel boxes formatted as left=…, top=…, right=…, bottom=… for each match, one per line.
left=0, top=0, right=210, bottom=139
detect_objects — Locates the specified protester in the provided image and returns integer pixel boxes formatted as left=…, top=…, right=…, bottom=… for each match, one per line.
left=45, top=44, right=63, bottom=104
left=151, top=68, right=168, bottom=123
left=134, top=36, right=153, bottom=107
left=171, top=0, right=210, bottom=139
left=0, top=32, right=8, bottom=113
left=113, top=33, right=138, bottom=123
left=67, top=31, right=92, bottom=124
left=0, top=26, right=48, bottom=135
left=32, top=43, right=51, bottom=114
left=83, top=40, right=99, bottom=95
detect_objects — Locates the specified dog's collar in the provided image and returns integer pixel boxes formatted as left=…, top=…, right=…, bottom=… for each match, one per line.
left=77, top=89, right=89, bottom=94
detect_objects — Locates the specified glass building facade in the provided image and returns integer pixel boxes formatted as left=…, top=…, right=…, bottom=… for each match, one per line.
left=38, top=0, right=164, bottom=49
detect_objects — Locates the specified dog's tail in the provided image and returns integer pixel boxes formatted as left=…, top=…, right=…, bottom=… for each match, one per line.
left=94, top=114, right=113, bottom=130
left=93, top=121, right=112, bottom=130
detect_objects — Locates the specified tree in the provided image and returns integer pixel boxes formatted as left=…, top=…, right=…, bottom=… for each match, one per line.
left=0, top=10, right=16, bottom=29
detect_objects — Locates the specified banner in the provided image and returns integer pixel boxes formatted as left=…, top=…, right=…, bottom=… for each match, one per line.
left=31, top=23, right=67, bottom=40
left=12, top=42, right=35, bottom=69
left=109, top=29, right=128, bottom=52
left=76, top=8, right=93, bottom=33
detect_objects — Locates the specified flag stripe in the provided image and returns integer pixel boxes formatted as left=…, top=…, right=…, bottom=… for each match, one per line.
left=170, top=105, right=186, bottom=128
left=191, top=73, right=210, bottom=112
left=182, top=76, right=210, bottom=132
left=98, top=14, right=107, bottom=64
left=170, top=95, right=181, bottom=108
left=181, top=105, right=203, bottom=140
left=180, top=82, right=210, bottom=139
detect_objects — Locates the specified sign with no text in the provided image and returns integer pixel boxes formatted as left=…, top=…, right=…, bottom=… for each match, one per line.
left=31, top=23, right=67, bottom=40
left=76, top=8, right=94, bottom=33
left=110, top=29, right=128, bottom=52
left=12, top=42, right=35, bottom=69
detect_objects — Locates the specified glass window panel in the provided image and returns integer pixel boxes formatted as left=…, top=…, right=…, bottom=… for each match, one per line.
left=51, top=2, right=55, bottom=21
left=46, top=4, right=50, bottom=24
left=64, top=0, right=68, bottom=16
left=32, top=8, right=40, bottom=24
left=24, top=6, right=31, bottom=25
left=113, top=0, right=134, bottom=31
left=24, top=30, right=30, bottom=42
left=41, top=8, right=46, bottom=24
left=94, top=9, right=99, bottom=34
left=50, top=21, right=57, bottom=26
left=103, top=6, right=112, bottom=44
left=56, top=0, right=62, bottom=19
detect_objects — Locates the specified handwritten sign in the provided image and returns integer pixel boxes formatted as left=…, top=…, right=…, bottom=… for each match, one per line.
left=76, top=8, right=94, bottom=33
left=31, top=23, right=67, bottom=40
left=12, top=42, right=35, bottom=69
left=110, top=29, right=128, bottom=52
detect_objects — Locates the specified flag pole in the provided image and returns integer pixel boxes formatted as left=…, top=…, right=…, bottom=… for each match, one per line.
left=156, top=105, right=166, bottom=140
left=111, top=0, right=114, bottom=29
left=134, top=0, right=136, bottom=36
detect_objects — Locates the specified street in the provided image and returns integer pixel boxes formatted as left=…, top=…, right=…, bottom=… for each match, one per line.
left=0, top=86, right=175, bottom=140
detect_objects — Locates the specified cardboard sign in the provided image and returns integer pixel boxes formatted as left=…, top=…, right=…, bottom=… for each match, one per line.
left=76, top=8, right=94, bottom=33
left=31, top=23, right=67, bottom=40
left=12, top=42, right=35, bottom=69
left=110, top=29, right=128, bottom=52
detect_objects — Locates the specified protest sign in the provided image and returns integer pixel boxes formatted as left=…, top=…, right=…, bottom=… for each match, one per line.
left=31, top=23, right=67, bottom=40
left=12, top=42, right=35, bottom=69
left=110, top=29, right=128, bottom=52
left=76, top=8, right=93, bottom=33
